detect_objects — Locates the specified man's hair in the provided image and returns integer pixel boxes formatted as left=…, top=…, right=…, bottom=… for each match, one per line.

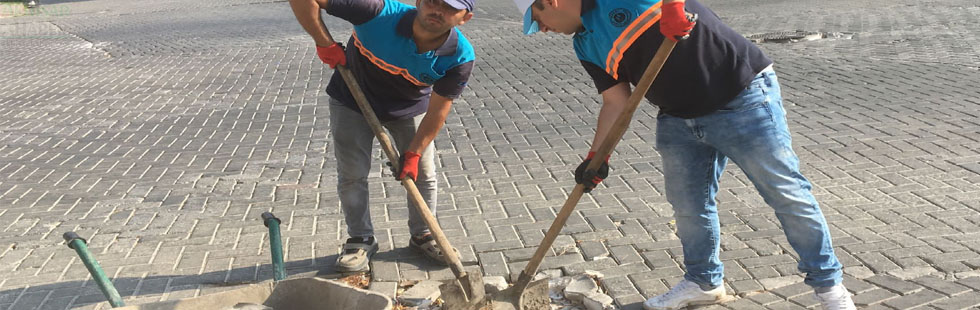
left=532, top=0, right=544, bottom=10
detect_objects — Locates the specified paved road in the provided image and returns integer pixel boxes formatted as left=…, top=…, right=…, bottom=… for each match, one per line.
left=2, top=0, right=979, bottom=309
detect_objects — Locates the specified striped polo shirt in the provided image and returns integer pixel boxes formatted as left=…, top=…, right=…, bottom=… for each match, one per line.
left=325, top=0, right=476, bottom=121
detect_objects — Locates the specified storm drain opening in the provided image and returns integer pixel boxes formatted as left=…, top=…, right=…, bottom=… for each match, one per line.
left=746, top=31, right=854, bottom=43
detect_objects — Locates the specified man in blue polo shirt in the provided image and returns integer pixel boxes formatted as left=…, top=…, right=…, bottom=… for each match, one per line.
left=512, top=0, right=856, bottom=309
left=288, top=0, right=475, bottom=272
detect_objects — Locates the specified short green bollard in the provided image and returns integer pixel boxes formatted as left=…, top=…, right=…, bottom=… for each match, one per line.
left=63, top=232, right=125, bottom=308
left=261, top=212, right=286, bottom=281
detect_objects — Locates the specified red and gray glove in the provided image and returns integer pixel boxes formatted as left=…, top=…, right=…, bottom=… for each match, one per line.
left=574, top=152, right=610, bottom=193
left=395, top=151, right=421, bottom=181
left=659, top=1, right=696, bottom=42
left=316, top=42, right=346, bottom=68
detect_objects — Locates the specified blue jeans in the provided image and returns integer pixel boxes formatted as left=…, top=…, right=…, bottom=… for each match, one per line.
left=655, top=68, right=842, bottom=288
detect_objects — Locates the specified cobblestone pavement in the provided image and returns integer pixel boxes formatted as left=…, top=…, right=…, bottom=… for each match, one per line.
left=2, top=0, right=980, bottom=309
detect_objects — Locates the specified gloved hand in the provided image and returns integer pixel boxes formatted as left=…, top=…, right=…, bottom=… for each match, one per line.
left=316, top=42, right=346, bottom=68
left=574, top=152, right=610, bottom=193
left=394, top=151, right=421, bottom=181
left=659, top=1, right=696, bottom=41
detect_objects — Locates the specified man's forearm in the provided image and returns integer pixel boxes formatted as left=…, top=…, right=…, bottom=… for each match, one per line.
left=590, top=83, right=631, bottom=153
left=407, top=95, right=454, bottom=154
left=288, top=0, right=334, bottom=46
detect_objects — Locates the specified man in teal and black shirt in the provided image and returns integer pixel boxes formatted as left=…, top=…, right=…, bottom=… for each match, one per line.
left=289, top=0, right=475, bottom=272
left=513, top=0, right=856, bottom=309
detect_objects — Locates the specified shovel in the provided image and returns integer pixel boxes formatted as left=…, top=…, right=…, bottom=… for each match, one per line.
left=321, top=30, right=486, bottom=305
left=488, top=18, right=696, bottom=310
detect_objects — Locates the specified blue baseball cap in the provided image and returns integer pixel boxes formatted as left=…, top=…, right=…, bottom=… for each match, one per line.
left=444, top=0, right=475, bottom=11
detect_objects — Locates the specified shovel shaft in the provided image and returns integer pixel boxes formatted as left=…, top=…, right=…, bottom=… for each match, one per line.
left=324, top=31, right=468, bottom=279
left=585, top=39, right=677, bottom=171
left=515, top=39, right=679, bottom=289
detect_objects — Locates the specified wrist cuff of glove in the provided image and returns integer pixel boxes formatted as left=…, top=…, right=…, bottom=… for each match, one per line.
left=662, top=1, right=686, bottom=16
left=586, top=151, right=610, bottom=162
left=404, top=151, right=421, bottom=161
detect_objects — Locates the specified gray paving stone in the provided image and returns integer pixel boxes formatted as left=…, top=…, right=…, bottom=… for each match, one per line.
left=770, top=282, right=813, bottom=300
left=744, top=292, right=783, bottom=306
left=596, top=262, right=650, bottom=279
left=561, top=257, right=619, bottom=276
left=929, top=291, right=980, bottom=310
left=865, top=274, right=926, bottom=296
left=954, top=277, right=980, bottom=291
left=852, top=288, right=901, bottom=307
left=882, top=289, right=946, bottom=309
left=579, top=240, right=610, bottom=261
left=912, top=276, right=973, bottom=297
left=608, top=245, right=643, bottom=265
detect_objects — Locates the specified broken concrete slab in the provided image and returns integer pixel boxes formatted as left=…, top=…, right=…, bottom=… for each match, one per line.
left=368, top=281, right=398, bottom=299
left=582, top=291, right=614, bottom=310
left=484, top=276, right=509, bottom=295
left=534, top=268, right=564, bottom=281
left=584, top=270, right=604, bottom=279
left=398, top=280, right=443, bottom=306
left=564, top=274, right=600, bottom=303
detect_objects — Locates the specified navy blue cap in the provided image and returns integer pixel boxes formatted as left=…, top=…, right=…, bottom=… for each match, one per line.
left=444, top=0, right=475, bottom=11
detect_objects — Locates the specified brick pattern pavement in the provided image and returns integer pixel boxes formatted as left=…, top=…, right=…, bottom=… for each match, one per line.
left=1, top=0, right=979, bottom=309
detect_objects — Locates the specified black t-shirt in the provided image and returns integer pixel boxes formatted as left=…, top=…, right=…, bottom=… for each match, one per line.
left=576, top=0, right=772, bottom=118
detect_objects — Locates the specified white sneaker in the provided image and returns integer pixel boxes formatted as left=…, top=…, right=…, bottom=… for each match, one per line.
left=643, top=279, right=727, bottom=310
left=814, top=284, right=856, bottom=310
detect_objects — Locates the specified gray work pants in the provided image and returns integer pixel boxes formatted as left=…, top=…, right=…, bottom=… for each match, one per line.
left=329, top=99, right=437, bottom=238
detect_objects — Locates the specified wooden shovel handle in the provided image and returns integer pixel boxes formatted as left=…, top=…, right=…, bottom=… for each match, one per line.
left=516, top=38, right=680, bottom=286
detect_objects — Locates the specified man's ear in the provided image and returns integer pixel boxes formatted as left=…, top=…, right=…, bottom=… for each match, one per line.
left=415, top=0, right=421, bottom=7
left=458, top=11, right=474, bottom=25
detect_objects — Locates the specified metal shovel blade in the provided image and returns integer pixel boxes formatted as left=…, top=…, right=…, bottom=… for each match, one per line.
left=487, top=278, right=549, bottom=310
left=439, top=272, right=488, bottom=310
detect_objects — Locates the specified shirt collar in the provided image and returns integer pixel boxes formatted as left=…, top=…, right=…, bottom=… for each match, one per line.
left=574, top=0, right=597, bottom=34
left=396, top=9, right=460, bottom=56
left=580, top=0, right=597, bottom=16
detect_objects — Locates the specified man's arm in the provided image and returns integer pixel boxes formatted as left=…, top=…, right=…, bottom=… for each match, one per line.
left=394, top=74, right=467, bottom=181
left=407, top=93, right=454, bottom=154
left=407, top=60, right=474, bottom=154
left=288, top=0, right=335, bottom=46
left=589, top=82, right=631, bottom=152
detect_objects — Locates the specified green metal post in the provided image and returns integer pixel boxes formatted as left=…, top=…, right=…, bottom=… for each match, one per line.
left=261, top=212, right=286, bottom=281
left=63, top=232, right=125, bottom=308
